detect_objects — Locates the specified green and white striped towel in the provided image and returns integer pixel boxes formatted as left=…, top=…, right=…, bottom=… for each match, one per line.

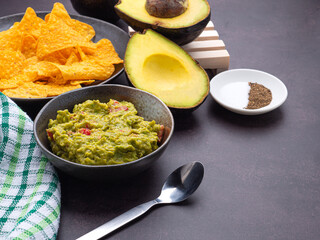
left=0, top=92, right=61, bottom=240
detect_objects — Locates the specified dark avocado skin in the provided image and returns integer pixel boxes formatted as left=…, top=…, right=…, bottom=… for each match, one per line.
left=169, top=96, right=208, bottom=115
left=115, top=6, right=211, bottom=45
left=71, top=0, right=120, bottom=23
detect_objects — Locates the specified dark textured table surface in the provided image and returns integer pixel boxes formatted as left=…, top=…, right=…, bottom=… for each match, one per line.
left=1, top=0, right=320, bottom=239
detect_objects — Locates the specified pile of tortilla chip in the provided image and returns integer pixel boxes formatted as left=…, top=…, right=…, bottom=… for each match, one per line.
left=0, top=2, right=123, bottom=98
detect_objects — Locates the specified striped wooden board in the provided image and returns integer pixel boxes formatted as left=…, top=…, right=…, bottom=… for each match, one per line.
left=128, top=21, right=230, bottom=72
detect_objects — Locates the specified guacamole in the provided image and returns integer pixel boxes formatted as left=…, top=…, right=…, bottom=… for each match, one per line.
left=46, top=99, right=162, bottom=165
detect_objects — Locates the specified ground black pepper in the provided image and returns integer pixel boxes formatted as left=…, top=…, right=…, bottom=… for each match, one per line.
left=246, top=82, right=272, bottom=109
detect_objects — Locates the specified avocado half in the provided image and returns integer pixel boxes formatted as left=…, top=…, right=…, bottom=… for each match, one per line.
left=115, top=0, right=211, bottom=45
left=71, top=0, right=120, bottom=23
left=125, top=29, right=209, bottom=112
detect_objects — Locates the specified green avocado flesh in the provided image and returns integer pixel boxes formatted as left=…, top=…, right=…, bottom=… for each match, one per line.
left=115, top=0, right=210, bottom=28
left=125, top=30, right=209, bottom=109
left=47, top=99, right=161, bottom=165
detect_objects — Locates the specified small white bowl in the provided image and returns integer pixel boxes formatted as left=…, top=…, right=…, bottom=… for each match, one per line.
left=210, top=69, right=288, bottom=115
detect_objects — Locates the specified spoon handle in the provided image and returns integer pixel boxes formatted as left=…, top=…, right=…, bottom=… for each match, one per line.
left=76, top=199, right=158, bottom=240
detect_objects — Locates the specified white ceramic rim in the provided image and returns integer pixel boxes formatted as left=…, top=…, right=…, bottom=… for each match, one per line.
left=210, top=68, right=288, bottom=115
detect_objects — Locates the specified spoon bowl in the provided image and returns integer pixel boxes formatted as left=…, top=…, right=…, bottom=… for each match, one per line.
left=77, top=162, right=204, bottom=240
left=158, top=162, right=204, bottom=203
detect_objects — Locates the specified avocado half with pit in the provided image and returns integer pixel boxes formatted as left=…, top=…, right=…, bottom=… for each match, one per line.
left=125, top=29, right=209, bottom=112
left=115, top=0, right=211, bottom=45
left=71, top=0, right=120, bottom=23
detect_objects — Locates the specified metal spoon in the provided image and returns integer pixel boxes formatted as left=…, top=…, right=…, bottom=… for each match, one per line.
left=77, top=161, right=204, bottom=240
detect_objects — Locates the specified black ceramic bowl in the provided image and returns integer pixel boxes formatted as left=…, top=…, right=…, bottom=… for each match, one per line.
left=34, top=84, right=174, bottom=181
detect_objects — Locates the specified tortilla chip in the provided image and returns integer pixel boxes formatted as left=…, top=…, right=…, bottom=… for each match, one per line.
left=42, top=50, right=68, bottom=64
left=48, top=3, right=95, bottom=42
left=37, top=14, right=95, bottom=60
left=25, top=56, right=39, bottom=66
left=0, top=79, right=20, bottom=90
left=34, top=61, right=68, bottom=84
left=2, top=82, right=48, bottom=98
left=89, top=39, right=123, bottom=64
left=21, top=34, right=37, bottom=58
left=2, top=80, right=81, bottom=98
left=44, top=82, right=82, bottom=96
left=0, top=49, right=26, bottom=79
left=69, top=79, right=95, bottom=85
left=65, top=51, right=80, bottom=65
left=0, top=71, right=36, bottom=90
left=76, top=46, right=88, bottom=61
left=52, top=60, right=115, bottom=81
left=17, top=7, right=44, bottom=39
left=0, top=26, right=22, bottom=51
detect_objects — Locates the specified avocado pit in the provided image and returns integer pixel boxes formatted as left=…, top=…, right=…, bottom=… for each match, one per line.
left=145, top=0, right=189, bottom=18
